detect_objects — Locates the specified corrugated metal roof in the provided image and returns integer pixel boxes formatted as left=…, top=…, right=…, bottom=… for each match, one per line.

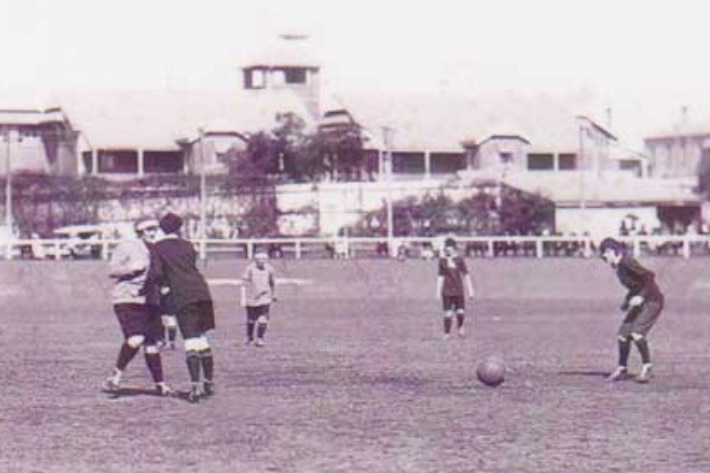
left=56, top=88, right=313, bottom=150
left=328, top=92, right=609, bottom=153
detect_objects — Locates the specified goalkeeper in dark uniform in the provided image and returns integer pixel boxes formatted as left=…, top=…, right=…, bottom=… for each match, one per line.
left=600, top=237, right=664, bottom=383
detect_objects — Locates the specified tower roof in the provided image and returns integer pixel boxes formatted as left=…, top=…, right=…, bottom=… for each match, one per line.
left=242, top=34, right=320, bottom=69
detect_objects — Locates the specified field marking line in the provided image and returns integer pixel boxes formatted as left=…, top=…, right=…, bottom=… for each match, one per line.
left=207, top=277, right=312, bottom=286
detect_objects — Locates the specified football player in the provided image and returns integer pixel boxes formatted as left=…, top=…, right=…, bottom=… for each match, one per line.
left=148, top=213, right=216, bottom=403
left=600, top=237, right=665, bottom=383
left=435, top=237, right=475, bottom=339
left=241, top=250, right=277, bottom=347
left=104, top=217, right=172, bottom=396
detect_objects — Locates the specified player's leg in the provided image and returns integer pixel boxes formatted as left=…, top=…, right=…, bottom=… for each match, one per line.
left=608, top=335, right=633, bottom=380
left=197, top=301, right=216, bottom=395
left=196, top=334, right=215, bottom=396
left=105, top=304, right=145, bottom=390
left=183, top=337, right=203, bottom=402
left=255, top=306, right=270, bottom=347
left=245, top=306, right=257, bottom=344
left=631, top=299, right=663, bottom=383
left=441, top=296, right=454, bottom=339
left=144, top=310, right=172, bottom=395
left=455, top=297, right=466, bottom=338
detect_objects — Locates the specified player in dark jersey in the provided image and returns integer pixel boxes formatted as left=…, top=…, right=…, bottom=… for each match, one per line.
left=600, top=237, right=664, bottom=383
left=148, top=212, right=216, bottom=403
left=436, top=237, right=475, bottom=339
left=104, top=217, right=172, bottom=396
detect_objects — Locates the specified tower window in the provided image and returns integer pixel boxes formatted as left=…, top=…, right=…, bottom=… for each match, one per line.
left=244, top=69, right=266, bottom=89
left=283, top=68, right=307, bottom=84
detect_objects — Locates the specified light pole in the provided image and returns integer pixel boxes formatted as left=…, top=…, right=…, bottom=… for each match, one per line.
left=198, top=127, right=207, bottom=260
left=3, top=128, right=15, bottom=232
left=382, top=126, right=395, bottom=256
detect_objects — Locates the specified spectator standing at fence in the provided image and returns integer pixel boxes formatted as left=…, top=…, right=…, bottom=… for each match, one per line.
left=241, top=250, right=277, bottom=347
left=600, top=237, right=664, bottom=383
left=435, top=237, right=475, bottom=339
left=148, top=212, right=216, bottom=403
left=104, top=217, right=172, bottom=396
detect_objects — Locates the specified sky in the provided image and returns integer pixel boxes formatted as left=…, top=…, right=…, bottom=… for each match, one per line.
left=0, top=0, right=709, bottom=147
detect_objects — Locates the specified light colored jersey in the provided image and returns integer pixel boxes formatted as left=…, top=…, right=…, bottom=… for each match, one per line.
left=242, top=262, right=275, bottom=307
left=109, top=239, right=150, bottom=305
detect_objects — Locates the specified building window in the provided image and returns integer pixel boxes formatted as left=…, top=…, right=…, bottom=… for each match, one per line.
left=499, top=152, right=513, bottom=164
left=527, top=153, right=554, bottom=170
left=431, top=153, right=465, bottom=174
left=244, top=69, right=266, bottom=89
left=392, top=152, right=425, bottom=174
left=558, top=153, right=577, bottom=170
left=98, top=150, right=138, bottom=173
left=283, top=68, right=307, bottom=84
left=144, top=151, right=184, bottom=174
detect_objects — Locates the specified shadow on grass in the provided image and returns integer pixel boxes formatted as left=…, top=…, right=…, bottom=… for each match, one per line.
left=101, top=386, right=191, bottom=401
left=557, top=370, right=610, bottom=377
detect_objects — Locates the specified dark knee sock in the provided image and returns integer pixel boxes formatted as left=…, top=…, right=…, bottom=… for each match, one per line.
left=200, top=348, right=214, bottom=382
left=168, top=327, right=177, bottom=343
left=257, top=322, right=268, bottom=339
left=116, top=342, right=140, bottom=371
left=144, top=351, right=164, bottom=383
left=456, top=313, right=465, bottom=328
left=618, top=338, right=632, bottom=367
left=186, top=351, right=201, bottom=383
left=246, top=314, right=256, bottom=340
left=443, top=317, right=452, bottom=334
left=634, top=338, right=651, bottom=364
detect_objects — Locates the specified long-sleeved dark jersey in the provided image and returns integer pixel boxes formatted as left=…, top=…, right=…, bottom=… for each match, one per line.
left=615, top=255, right=663, bottom=304
left=148, top=237, right=212, bottom=312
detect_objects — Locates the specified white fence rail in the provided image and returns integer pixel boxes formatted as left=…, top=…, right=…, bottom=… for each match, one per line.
left=1, top=234, right=708, bottom=261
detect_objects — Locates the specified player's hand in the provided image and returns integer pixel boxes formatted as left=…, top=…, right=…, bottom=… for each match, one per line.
left=629, top=295, right=644, bottom=307
left=620, top=301, right=629, bottom=312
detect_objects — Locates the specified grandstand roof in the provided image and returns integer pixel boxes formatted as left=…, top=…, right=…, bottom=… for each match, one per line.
left=53, top=88, right=313, bottom=150
left=326, top=92, right=613, bottom=154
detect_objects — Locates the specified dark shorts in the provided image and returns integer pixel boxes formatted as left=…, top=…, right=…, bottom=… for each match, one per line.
left=442, top=295, right=466, bottom=312
left=114, top=303, right=162, bottom=343
left=176, top=300, right=216, bottom=339
left=618, top=297, right=664, bottom=337
left=246, top=304, right=270, bottom=320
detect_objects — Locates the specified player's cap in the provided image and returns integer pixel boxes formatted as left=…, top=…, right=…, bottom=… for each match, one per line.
left=254, top=250, right=269, bottom=260
left=444, top=237, right=457, bottom=248
left=134, top=217, right=159, bottom=233
left=599, top=237, right=625, bottom=254
left=159, top=212, right=183, bottom=235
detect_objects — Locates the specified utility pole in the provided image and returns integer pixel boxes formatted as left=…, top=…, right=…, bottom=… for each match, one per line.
left=382, top=126, right=395, bottom=256
left=198, top=128, right=207, bottom=260
left=3, top=128, right=14, bottom=232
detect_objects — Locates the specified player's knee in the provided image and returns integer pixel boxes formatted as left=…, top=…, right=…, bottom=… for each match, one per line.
left=631, top=332, right=645, bottom=342
left=144, top=344, right=160, bottom=355
left=257, top=315, right=269, bottom=325
left=126, top=334, right=145, bottom=348
left=617, top=335, right=630, bottom=343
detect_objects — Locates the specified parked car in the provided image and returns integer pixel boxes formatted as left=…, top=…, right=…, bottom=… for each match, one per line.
left=50, top=224, right=105, bottom=259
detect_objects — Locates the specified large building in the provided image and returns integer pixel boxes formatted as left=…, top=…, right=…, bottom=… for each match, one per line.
left=0, top=33, right=700, bottom=237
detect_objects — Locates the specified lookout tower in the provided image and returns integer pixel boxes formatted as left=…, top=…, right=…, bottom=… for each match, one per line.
left=242, top=33, right=322, bottom=120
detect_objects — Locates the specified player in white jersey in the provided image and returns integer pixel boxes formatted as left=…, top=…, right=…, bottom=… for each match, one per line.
left=241, top=250, right=276, bottom=347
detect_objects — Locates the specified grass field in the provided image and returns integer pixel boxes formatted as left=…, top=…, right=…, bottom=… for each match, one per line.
left=1, top=257, right=709, bottom=473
